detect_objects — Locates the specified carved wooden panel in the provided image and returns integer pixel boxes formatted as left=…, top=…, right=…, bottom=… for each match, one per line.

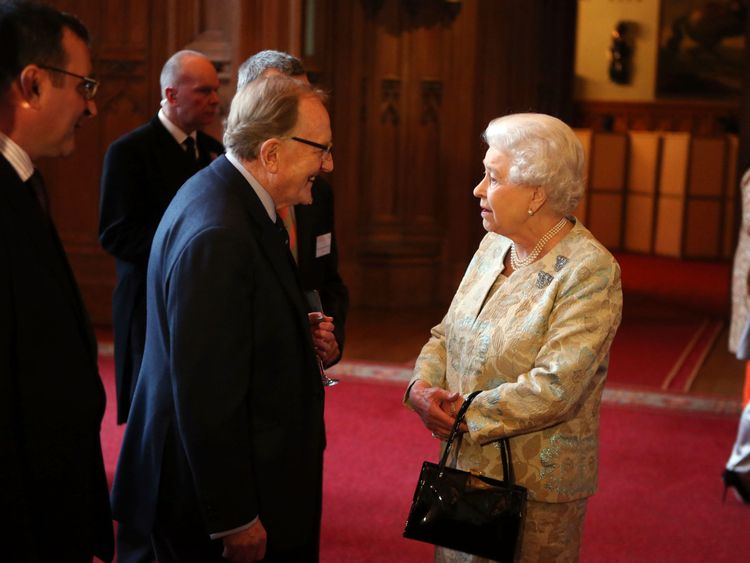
left=323, top=0, right=577, bottom=307
left=354, top=0, right=461, bottom=306
left=39, top=0, right=239, bottom=324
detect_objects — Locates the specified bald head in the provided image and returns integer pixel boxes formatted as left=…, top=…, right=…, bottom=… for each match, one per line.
left=160, top=50, right=220, bottom=133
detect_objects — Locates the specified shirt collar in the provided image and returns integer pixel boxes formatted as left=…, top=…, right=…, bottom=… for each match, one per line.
left=158, top=108, right=196, bottom=146
left=225, top=151, right=277, bottom=221
left=0, top=132, right=34, bottom=182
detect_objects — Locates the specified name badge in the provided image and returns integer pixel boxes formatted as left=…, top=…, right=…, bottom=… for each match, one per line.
left=315, top=233, right=332, bottom=257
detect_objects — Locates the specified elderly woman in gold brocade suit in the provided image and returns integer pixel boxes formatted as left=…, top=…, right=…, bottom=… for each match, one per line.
left=406, top=113, right=623, bottom=563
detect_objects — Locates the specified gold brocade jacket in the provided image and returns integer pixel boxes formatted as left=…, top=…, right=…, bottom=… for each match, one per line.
left=408, top=219, right=623, bottom=503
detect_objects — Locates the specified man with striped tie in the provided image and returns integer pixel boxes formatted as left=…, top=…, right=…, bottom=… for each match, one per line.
left=98, top=48, right=224, bottom=563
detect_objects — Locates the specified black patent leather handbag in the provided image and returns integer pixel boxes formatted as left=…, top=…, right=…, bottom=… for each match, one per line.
left=403, top=391, right=527, bottom=562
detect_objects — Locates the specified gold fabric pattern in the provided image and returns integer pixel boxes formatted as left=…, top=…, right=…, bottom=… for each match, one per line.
left=408, top=219, right=622, bottom=506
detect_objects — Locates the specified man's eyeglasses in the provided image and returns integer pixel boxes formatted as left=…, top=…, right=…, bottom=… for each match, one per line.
left=291, top=136, right=333, bottom=156
left=38, top=65, right=99, bottom=101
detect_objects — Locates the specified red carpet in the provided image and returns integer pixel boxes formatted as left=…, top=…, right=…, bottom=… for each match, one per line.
left=606, top=298, right=724, bottom=392
left=98, top=361, right=750, bottom=562
left=616, top=253, right=731, bottom=317
left=605, top=252, right=731, bottom=394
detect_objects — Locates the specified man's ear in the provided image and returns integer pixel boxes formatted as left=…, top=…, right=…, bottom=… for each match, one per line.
left=259, top=138, right=281, bottom=173
left=164, top=86, right=177, bottom=105
left=18, top=66, right=43, bottom=108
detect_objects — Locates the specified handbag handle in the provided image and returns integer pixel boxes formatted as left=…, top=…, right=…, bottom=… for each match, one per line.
left=437, top=390, right=515, bottom=486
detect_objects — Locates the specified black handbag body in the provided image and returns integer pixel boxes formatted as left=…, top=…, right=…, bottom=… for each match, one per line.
left=403, top=391, right=528, bottom=562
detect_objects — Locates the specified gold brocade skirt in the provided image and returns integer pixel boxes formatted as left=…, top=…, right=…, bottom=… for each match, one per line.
left=434, top=498, right=588, bottom=563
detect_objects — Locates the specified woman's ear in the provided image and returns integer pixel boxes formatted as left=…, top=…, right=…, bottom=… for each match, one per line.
left=530, top=186, right=547, bottom=212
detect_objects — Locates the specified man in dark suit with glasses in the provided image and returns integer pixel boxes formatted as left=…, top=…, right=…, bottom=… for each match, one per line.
left=0, top=1, right=113, bottom=560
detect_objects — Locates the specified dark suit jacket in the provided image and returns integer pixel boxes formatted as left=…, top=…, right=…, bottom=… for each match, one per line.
left=111, top=156, right=326, bottom=554
left=99, top=115, right=223, bottom=423
left=0, top=156, right=114, bottom=561
left=295, top=177, right=349, bottom=362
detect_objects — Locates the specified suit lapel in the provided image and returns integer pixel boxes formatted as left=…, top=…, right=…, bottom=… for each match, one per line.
left=150, top=116, right=199, bottom=173
left=196, top=131, right=222, bottom=167
left=211, top=157, right=317, bottom=353
left=0, top=157, right=98, bottom=364
left=293, top=202, right=314, bottom=275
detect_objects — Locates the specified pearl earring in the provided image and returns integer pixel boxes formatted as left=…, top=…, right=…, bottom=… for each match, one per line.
left=527, top=209, right=534, bottom=216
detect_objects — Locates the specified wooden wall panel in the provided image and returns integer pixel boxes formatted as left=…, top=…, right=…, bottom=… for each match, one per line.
left=573, top=99, right=741, bottom=136
left=654, top=198, right=684, bottom=257
left=659, top=133, right=690, bottom=196
left=724, top=135, right=740, bottom=259
left=37, top=0, right=580, bottom=319
left=325, top=0, right=577, bottom=308
left=235, top=0, right=302, bottom=65
left=590, top=134, right=627, bottom=190
left=689, top=138, right=727, bottom=197
left=625, top=195, right=655, bottom=253
left=685, top=200, right=722, bottom=258
left=40, top=0, right=151, bottom=324
left=573, top=128, right=591, bottom=222
left=624, top=132, right=660, bottom=253
left=433, top=0, right=479, bottom=301
left=684, top=137, right=729, bottom=258
left=40, top=0, right=241, bottom=324
left=355, top=0, right=452, bottom=307
left=655, top=133, right=689, bottom=257
left=586, top=133, right=626, bottom=248
left=628, top=132, right=660, bottom=197
left=575, top=129, right=737, bottom=259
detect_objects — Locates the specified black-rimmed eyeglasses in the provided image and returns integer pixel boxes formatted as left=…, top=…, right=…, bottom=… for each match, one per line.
left=38, top=65, right=99, bottom=101
left=291, top=136, right=333, bottom=156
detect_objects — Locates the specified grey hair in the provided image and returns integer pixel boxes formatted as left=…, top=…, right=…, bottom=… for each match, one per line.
left=482, top=113, right=585, bottom=216
left=224, top=74, right=325, bottom=160
left=159, top=49, right=208, bottom=100
left=236, top=49, right=305, bottom=92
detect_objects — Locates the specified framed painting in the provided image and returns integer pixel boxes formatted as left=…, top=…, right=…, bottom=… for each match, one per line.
left=657, top=0, right=746, bottom=98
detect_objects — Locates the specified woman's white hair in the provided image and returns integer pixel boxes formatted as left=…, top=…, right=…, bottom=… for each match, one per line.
left=482, top=113, right=585, bottom=216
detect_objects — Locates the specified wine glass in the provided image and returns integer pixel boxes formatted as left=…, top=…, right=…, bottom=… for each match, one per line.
left=304, top=290, right=340, bottom=387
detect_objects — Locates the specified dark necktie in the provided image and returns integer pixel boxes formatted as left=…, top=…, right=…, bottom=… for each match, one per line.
left=26, top=169, right=49, bottom=215
left=275, top=215, right=290, bottom=248
left=277, top=206, right=298, bottom=263
left=183, top=136, right=198, bottom=163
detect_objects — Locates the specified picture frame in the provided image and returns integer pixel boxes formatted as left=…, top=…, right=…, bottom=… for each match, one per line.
left=657, top=0, right=746, bottom=98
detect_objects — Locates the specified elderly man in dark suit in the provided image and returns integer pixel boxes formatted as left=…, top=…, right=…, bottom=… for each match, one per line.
left=112, top=74, right=335, bottom=562
left=0, top=2, right=113, bottom=560
left=99, top=49, right=223, bottom=426
left=237, top=50, right=348, bottom=367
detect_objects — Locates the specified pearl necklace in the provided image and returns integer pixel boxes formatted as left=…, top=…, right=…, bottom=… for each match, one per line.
left=510, top=217, right=568, bottom=270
